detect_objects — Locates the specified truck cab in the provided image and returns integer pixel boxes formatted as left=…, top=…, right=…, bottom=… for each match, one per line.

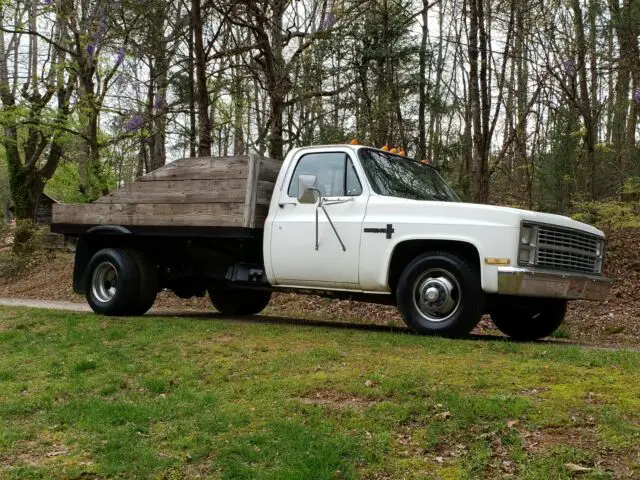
left=54, top=144, right=612, bottom=340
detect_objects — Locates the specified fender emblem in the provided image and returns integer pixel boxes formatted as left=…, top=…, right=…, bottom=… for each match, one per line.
left=364, top=224, right=394, bottom=239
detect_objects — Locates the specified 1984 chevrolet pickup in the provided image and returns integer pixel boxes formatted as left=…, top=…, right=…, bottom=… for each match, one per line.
left=52, top=144, right=613, bottom=340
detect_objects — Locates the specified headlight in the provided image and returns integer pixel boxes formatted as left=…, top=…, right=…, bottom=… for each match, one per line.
left=521, top=225, right=536, bottom=245
left=596, top=240, right=604, bottom=257
left=518, top=248, right=532, bottom=264
left=519, top=224, right=537, bottom=265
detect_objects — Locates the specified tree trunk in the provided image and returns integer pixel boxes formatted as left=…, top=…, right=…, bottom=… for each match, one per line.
left=417, top=0, right=429, bottom=160
left=571, top=0, right=597, bottom=199
left=188, top=15, right=197, bottom=158
left=192, top=0, right=211, bottom=157
left=468, top=0, right=489, bottom=203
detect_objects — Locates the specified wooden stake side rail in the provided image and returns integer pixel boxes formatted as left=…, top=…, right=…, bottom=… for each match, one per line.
left=52, top=154, right=281, bottom=230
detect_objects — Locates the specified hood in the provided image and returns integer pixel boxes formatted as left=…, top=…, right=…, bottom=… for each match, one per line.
left=367, top=196, right=605, bottom=237
left=461, top=202, right=604, bottom=237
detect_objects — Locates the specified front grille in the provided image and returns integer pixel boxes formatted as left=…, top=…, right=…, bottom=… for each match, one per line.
left=521, top=223, right=603, bottom=274
left=536, top=248, right=597, bottom=273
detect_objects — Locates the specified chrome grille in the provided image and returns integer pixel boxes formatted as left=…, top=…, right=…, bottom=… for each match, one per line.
left=521, top=223, right=603, bottom=274
left=536, top=248, right=597, bottom=273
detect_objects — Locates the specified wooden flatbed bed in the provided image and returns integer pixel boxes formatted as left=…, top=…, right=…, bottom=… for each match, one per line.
left=52, top=154, right=281, bottom=234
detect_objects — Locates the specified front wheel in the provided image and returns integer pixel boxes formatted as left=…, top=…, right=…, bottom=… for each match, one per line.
left=208, top=288, right=271, bottom=315
left=490, top=297, right=567, bottom=341
left=396, top=251, right=483, bottom=337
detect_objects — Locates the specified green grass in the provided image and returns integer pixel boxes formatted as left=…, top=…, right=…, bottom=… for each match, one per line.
left=0, top=307, right=639, bottom=479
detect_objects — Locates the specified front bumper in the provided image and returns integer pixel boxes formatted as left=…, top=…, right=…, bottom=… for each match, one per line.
left=497, top=267, right=613, bottom=302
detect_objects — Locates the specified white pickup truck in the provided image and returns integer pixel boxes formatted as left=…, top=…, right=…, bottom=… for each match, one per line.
left=52, top=144, right=612, bottom=340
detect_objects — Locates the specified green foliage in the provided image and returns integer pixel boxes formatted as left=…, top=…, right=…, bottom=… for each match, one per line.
left=44, top=161, right=91, bottom=204
left=571, top=201, right=640, bottom=233
left=621, top=177, right=640, bottom=197
left=0, top=148, right=9, bottom=223
left=11, top=220, right=47, bottom=257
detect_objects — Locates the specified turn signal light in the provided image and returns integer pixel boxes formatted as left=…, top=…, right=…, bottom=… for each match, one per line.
left=485, top=258, right=511, bottom=265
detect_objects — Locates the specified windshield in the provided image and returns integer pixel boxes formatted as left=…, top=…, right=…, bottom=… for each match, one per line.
left=357, top=149, right=460, bottom=202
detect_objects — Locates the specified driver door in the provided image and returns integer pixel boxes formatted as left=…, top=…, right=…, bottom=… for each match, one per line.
left=269, top=150, right=368, bottom=288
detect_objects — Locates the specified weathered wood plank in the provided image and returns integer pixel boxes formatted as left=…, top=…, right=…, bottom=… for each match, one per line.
left=95, top=179, right=249, bottom=204
left=53, top=203, right=245, bottom=227
left=256, top=180, right=274, bottom=206
left=140, top=156, right=250, bottom=181
left=254, top=205, right=269, bottom=227
left=253, top=209, right=269, bottom=227
left=243, top=154, right=260, bottom=228
left=53, top=154, right=278, bottom=230
left=257, top=156, right=282, bottom=183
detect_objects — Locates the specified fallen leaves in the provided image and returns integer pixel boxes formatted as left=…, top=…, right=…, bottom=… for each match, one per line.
left=3, top=228, right=640, bottom=349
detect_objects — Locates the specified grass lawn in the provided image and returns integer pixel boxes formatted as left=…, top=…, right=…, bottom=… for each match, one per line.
left=0, top=307, right=639, bottom=479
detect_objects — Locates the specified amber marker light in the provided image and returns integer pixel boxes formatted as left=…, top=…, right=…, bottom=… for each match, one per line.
left=484, top=258, right=511, bottom=265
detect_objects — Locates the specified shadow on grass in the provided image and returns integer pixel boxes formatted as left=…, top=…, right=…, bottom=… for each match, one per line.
left=146, top=310, right=570, bottom=345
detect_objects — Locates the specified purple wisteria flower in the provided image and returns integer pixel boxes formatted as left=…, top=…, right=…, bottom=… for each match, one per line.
left=322, top=12, right=336, bottom=30
left=153, top=96, right=165, bottom=109
left=125, top=114, right=144, bottom=132
left=43, top=0, right=52, bottom=5
left=115, top=47, right=125, bottom=67
left=634, top=89, right=640, bottom=105
left=86, top=43, right=96, bottom=56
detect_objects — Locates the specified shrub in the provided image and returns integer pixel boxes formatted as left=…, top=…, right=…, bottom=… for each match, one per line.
left=571, top=201, right=640, bottom=234
left=0, top=220, right=49, bottom=278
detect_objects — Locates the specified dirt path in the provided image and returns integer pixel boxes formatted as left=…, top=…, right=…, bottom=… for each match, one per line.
left=0, top=298, right=91, bottom=312
left=4, top=296, right=640, bottom=352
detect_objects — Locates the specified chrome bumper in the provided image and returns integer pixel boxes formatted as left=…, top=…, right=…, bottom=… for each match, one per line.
left=497, top=267, right=613, bottom=302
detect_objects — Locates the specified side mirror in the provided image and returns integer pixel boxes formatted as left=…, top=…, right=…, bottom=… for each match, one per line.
left=297, top=174, right=320, bottom=204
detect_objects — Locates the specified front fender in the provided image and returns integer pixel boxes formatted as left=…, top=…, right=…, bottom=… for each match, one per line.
left=359, top=227, right=520, bottom=293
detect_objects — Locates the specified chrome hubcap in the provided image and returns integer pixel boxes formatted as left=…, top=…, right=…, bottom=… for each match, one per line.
left=413, top=269, right=461, bottom=322
left=92, top=261, right=118, bottom=303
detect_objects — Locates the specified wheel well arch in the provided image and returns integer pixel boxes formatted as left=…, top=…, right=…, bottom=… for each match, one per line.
left=86, top=225, right=132, bottom=235
left=387, top=239, right=481, bottom=292
left=73, top=229, right=138, bottom=294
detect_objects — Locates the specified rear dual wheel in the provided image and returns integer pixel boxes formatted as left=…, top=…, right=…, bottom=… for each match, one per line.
left=208, top=288, right=271, bottom=315
left=85, top=248, right=158, bottom=316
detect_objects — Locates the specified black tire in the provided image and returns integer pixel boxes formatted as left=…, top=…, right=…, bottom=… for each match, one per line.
left=125, top=251, right=159, bottom=316
left=396, top=251, right=483, bottom=337
left=490, top=297, right=567, bottom=341
left=208, top=288, right=271, bottom=315
left=85, top=248, right=140, bottom=316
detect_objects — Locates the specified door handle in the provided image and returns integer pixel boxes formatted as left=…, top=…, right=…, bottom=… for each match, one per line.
left=278, top=202, right=297, bottom=208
